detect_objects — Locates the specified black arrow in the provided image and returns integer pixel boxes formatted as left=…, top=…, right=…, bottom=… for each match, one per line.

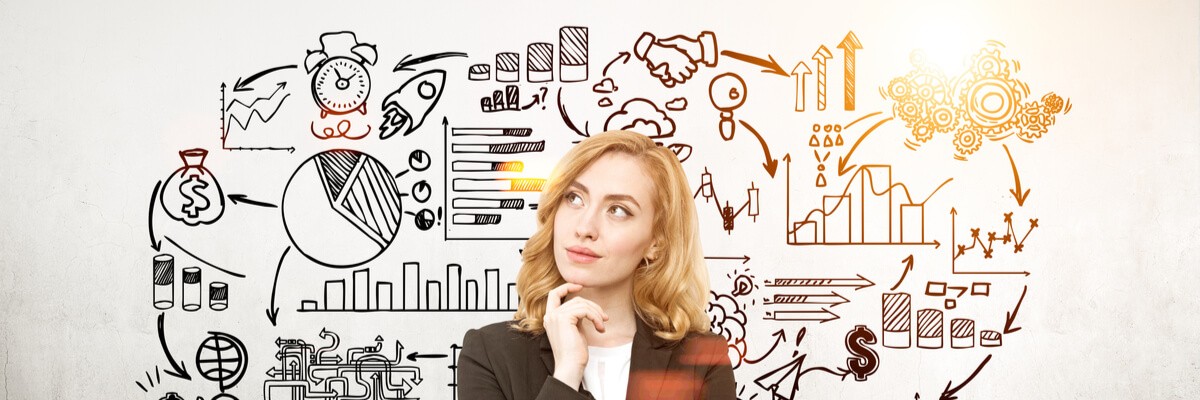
left=406, top=352, right=449, bottom=362
left=737, top=120, right=779, bottom=177
left=157, top=313, right=191, bottom=380
left=228, top=194, right=278, bottom=208
left=149, top=181, right=162, bottom=251
left=393, top=52, right=468, bottom=72
left=939, top=354, right=992, bottom=400
left=1003, top=285, right=1027, bottom=334
left=266, top=246, right=290, bottom=326
left=163, top=236, right=245, bottom=279
left=232, top=65, right=297, bottom=92
left=705, top=255, right=751, bottom=264
left=720, top=50, right=789, bottom=77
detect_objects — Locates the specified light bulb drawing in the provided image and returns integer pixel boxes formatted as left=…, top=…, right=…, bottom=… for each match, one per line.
left=709, top=72, right=747, bottom=141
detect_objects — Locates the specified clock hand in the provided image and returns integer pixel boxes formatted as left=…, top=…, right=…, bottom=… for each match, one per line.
left=333, top=68, right=345, bottom=80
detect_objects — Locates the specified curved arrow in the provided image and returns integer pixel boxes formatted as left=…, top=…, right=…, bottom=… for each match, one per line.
left=393, top=52, right=468, bottom=72
left=149, top=181, right=162, bottom=251
left=233, top=65, right=297, bottom=92
left=603, top=52, right=630, bottom=76
left=1003, top=285, right=1027, bottom=334
left=720, top=50, right=789, bottom=77
left=837, top=117, right=893, bottom=176
left=1003, top=144, right=1031, bottom=206
left=939, top=354, right=992, bottom=400
left=890, top=255, right=915, bottom=291
left=266, top=246, right=290, bottom=326
left=157, top=313, right=191, bottom=380
left=738, top=120, right=779, bottom=177
left=744, top=329, right=786, bottom=364
left=228, top=194, right=278, bottom=208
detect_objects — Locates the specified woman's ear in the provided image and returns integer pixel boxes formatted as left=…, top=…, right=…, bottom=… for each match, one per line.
left=646, top=241, right=661, bottom=261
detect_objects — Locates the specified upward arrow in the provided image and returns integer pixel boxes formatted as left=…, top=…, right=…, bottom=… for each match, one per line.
left=837, top=31, right=862, bottom=111
left=812, top=45, right=832, bottom=111
left=791, top=61, right=811, bottom=112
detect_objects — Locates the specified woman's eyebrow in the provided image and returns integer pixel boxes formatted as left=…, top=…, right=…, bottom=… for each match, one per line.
left=570, top=180, right=641, bottom=209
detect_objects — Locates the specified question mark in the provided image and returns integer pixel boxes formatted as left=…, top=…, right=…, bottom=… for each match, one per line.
left=538, top=87, right=548, bottom=109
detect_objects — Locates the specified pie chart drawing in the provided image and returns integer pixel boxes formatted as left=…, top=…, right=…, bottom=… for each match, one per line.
left=282, top=149, right=404, bottom=268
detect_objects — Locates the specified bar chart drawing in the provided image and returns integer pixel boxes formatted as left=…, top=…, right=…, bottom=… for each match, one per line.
left=785, top=162, right=951, bottom=247
left=467, top=26, right=589, bottom=84
left=445, top=126, right=547, bottom=240
left=298, top=262, right=518, bottom=312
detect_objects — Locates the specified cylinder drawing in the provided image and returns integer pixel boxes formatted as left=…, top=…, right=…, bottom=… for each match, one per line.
left=182, top=267, right=202, bottom=311
left=209, top=282, right=228, bottom=311
left=152, top=254, right=174, bottom=310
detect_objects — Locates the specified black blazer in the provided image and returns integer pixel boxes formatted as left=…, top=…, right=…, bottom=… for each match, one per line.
left=458, top=317, right=736, bottom=399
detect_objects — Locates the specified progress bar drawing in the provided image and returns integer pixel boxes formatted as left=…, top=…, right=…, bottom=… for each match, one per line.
left=444, top=126, right=547, bottom=241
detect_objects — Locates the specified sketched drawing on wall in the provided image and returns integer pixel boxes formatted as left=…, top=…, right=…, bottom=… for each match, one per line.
left=264, top=329, right=426, bottom=399
left=298, top=263, right=518, bottom=312
left=282, top=149, right=404, bottom=268
left=444, top=126, right=545, bottom=241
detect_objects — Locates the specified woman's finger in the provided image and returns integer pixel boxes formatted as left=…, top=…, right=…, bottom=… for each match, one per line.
left=545, top=283, right=582, bottom=311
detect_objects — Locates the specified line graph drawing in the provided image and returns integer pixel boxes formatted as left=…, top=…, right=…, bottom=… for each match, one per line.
left=694, top=167, right=759, bottom=234
left=948, top=208, right=1036, bottom=276
left=785, top=160, right=950, bottom=246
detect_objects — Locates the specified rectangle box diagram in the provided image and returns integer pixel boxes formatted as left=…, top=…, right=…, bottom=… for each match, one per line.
left=917, top=309, right=944, bottom=349
left=496, top=52, right=519, bottom=82
left=403, top=262, right=420, bottom=310
left=452, top=161, right=525, bottom=173
left=485, top=269, right=499, bottom=310
left=559, top=26, right=588, bottom=82
left=447, top=127, right=547, bottom=240
left=508, top=283, right=518, bottom=310
left=860, top=165, right=892, bottom=243
left=465, top=280, right=478, bottom=310
left=527, top=42, right=553, bottom=82
left=447, top=264, right=461, bottom=311
left=823, top=195, right=852, bottom=244
left=353, top=269, right=370, bottom=311
left=951, top=318, right=975, bottom=348
left=792, top=221, right=818, bottom=244
left=426, top=281, right=442, bottom=310
left=900, top=204, right=925, bottom=243
left=452, top=128, right=533, bottom=137
left=325, top=280, right=344, bottom=311
left=452, top=141, right=545, bottom=154
left=882, top=292, right=912, bottom=348
left=453, top=178, right=546, bottom=192
left=377, top=282, right=393, bottom=310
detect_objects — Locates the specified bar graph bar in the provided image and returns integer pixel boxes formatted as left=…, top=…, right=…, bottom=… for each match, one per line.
left=787, top=164, right=948, bottom=247
left=298, top=263, right=518, bottom=313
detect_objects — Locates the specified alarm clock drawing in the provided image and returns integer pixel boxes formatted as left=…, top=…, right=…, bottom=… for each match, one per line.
left=305, top=32, right=378, bottom=119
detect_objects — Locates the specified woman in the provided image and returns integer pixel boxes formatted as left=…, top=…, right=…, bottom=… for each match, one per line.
left=458, top=130, right=735, bottom=399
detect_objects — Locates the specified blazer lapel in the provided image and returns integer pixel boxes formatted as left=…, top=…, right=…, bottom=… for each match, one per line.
left=628, top=317, right=673, bottom=400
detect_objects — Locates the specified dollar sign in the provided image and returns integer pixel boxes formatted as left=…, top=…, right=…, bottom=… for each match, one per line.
left=845, top=324, right=879, bottom=381
left=179, top=175, right=211, bottom=218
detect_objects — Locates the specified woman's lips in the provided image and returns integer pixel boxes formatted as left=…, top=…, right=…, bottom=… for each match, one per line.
left=566, top=248, right=601, bottom=264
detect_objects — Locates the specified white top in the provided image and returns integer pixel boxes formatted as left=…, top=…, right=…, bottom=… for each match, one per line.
left=580, top=342, right=633, bottom=400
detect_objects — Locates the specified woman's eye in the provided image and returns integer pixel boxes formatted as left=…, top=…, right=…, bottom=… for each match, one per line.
left=609, top=205, right=630, bottom=218
left=564, top=192, right=583, bottom=206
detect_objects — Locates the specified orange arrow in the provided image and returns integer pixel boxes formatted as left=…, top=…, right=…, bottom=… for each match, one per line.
left=837, top=117, right=893, bottom=176
left=1003, top=144, right=1031, bottom=206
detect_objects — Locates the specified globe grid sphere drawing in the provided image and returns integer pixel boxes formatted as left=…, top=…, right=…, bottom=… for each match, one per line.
left=195, top=332, right=247, bottom=392
left=282, top=149, right=404, bottom=268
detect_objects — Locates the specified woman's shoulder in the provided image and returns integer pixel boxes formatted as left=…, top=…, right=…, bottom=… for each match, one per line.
left=463, top=320, right=543, bottom=349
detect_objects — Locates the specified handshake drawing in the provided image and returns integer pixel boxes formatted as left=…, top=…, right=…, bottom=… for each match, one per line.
left=632, top=31, right=718, bottom=87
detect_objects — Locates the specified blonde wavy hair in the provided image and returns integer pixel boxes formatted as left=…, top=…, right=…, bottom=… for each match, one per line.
left=511, top=130, right=711, bottom=342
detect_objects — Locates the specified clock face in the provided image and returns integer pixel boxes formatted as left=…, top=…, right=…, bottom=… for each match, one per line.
left=311, top=57, right=371, bottom=115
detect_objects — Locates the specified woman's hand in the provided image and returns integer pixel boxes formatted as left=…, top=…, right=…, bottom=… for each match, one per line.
left=544, top=282, right=608, bottom=390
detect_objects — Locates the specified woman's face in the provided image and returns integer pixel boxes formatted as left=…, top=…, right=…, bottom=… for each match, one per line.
left=553, top=151, right=658, bottom=291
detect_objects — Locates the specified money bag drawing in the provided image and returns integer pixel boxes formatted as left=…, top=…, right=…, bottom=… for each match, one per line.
left=160, top=148, right=226, bottom=226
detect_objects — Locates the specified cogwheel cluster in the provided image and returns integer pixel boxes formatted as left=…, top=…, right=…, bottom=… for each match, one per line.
left=882, top=42, right=1071, bottom=160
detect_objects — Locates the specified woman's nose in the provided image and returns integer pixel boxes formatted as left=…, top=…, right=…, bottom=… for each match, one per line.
left=574, top=207, right=599, bottom=240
